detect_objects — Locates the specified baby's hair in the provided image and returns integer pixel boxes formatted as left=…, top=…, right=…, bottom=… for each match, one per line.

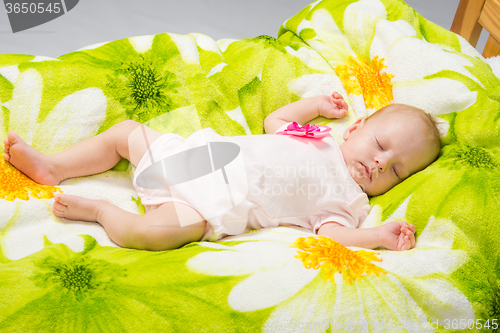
left=367, top=103, right=441, bottom=162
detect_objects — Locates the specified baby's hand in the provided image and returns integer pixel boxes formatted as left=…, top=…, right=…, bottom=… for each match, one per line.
left=318, top=92, right=348, bottom=119
left=378, top=221, right=416, bottom=251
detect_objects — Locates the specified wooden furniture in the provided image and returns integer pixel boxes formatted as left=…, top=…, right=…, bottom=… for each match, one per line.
left=451, top=0, right=500, bottom=57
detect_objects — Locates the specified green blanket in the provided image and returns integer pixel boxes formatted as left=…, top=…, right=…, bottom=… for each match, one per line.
left=1, top=0, right=500, bottom=331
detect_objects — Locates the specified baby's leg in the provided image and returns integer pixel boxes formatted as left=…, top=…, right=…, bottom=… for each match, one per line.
left=3, top=120, right=162, bottom=185
left=54, top=194, right=207, bottom=251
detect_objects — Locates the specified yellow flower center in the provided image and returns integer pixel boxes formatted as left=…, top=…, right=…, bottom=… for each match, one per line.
left=335, top=56, right=394, bottom=110
left=0, top=159, right=62, bottom=201
left=292, top=236, right=386, bottom=284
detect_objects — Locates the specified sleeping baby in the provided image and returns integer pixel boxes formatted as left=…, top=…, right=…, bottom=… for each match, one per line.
left=3, top=92, right=440, bottom=252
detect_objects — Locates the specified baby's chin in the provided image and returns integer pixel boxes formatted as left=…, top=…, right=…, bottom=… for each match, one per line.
left=348, top=167, right=392, bottom=196
left=348, top=170, right=369, bottom=194
left=350, top=172, right=383, bottom=196
left=362, top=184, right=388, bottom=197
left=356, top=180, right=370, bottom=195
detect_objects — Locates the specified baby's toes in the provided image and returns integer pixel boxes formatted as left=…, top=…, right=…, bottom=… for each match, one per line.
left=53, top=197, right=64, bottom=207
left=52, top=198, right=67, bottom=217
left=52, top=206, right=64, bottom=217
left=53, top=200, right=65, bottom=210
left=54, top=194, right=67, bottom=203
left=7, top=131, right=19, bottom=144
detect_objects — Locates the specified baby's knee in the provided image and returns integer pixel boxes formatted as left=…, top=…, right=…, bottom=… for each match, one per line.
left=123, top=220, right=164, bottom=251
left=133, top=217, right=206, bottom=251
left=118, top=119, right=141, bottom=129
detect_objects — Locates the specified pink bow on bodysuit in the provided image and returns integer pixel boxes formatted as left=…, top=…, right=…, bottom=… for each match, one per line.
left=275, top=122, right=332, bottom=139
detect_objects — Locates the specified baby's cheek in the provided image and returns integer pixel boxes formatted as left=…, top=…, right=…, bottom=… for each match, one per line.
left=381, top=178, right=398, bottom=194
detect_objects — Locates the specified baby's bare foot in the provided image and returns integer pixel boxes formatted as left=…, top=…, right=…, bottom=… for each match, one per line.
left=3, top=131, right=62, bottom=185
left=53, top=194, right=108, bottom=222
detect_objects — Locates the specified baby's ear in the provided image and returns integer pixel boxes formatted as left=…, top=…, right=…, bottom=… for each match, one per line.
left=342, top=117, right=366, bottom=140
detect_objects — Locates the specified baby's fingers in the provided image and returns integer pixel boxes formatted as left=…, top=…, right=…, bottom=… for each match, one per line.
left=409, top=223, right=416, bottom=234
left=401, top=229, right=415, bottom=250
left=398, top=234, right=410, bottom=251
left=339, top=100, right=348, bottom=113
left=401, top=224, right=416, bottom=248
left=331, top=92, right=347, bottom=107
left=396, top=229, right=415, bottom=251
left=408, top=229, right=416, bottom=249
left=404, top=235, right=412, bottom=250
left=395, top=235, right=405, bottom=251
left=332, top=92, right=343, bottom=100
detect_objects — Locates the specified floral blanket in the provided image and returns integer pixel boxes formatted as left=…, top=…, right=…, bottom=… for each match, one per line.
left=1, top=0, right=499, bottom=331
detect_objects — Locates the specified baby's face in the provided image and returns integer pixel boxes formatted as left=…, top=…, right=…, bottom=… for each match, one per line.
left=339, top=113, right=436, bottom=196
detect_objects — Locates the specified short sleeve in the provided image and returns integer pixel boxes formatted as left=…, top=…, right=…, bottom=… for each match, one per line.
left=312, top=194, right=371, bottom=234
left=275, top=122, right=302, bottom=134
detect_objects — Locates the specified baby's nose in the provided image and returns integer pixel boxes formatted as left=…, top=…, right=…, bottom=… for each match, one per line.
left=375, top=157, right=388, bottom=172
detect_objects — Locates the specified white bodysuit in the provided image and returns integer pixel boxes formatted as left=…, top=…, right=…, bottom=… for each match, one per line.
left=133, top=123, right=370, bottom=241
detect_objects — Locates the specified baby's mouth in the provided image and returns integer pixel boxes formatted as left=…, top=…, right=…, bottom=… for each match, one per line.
left=362, top=163, right=371, bottom=180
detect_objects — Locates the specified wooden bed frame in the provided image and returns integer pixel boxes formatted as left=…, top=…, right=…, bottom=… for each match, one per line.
left=451, top=0, right=500, bottom=57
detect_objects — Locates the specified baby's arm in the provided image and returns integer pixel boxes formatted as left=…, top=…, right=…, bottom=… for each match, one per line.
left=317, top=221, right=416, bottom=251
left=264, top=92, right=348, bottom=134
